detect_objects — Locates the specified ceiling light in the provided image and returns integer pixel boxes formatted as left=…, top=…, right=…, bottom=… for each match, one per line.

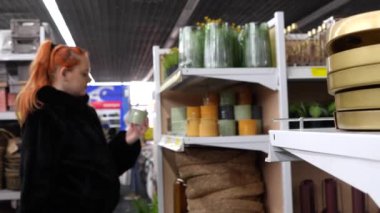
left=88, top=82, right=130, bottom=86
left=42, top=0, right=76, bottom=46
left=89, top=73, right=95, bottom=83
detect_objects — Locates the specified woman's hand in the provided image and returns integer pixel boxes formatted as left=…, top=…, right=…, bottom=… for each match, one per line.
left=125, top=118, right=149, bottom=144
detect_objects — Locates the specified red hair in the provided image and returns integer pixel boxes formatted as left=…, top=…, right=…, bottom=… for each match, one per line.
left=15, top=40, right=87, bottom=125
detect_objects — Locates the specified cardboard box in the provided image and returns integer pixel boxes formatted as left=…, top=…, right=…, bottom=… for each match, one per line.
left=0, top=88, right=7, bottom=112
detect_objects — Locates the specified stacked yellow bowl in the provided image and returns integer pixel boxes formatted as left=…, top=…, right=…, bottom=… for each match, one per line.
left=186, top=106, right=200, bottom=137
left=199, top=105, right=218, bottom=136
left=327, top=10, right=380, bottom=130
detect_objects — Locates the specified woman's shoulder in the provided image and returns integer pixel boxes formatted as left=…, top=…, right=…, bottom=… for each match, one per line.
left=24, top=107, right=61, bottom=128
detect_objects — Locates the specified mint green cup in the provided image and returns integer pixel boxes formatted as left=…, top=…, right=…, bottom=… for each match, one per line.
left=234, top=105, right=252, bottom=120
left=171, top=120, right=187, bottom=135
left=218, top=119, right=236, bottom=136
left=127, top=109, right=148, bottom=125
left=171, top=107, right=187, bottom=121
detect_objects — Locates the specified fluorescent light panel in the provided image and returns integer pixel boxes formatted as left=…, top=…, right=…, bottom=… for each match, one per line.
left=42, top=0, right=76, bottom=46
left=89, top=73, right=95, bottom=83
left=88, top=82, right=131, bottom=86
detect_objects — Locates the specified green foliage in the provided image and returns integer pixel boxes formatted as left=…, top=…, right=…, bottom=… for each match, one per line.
left=151, top=194, right=158, bottom=213
left=290, top=101, right=334, bottom=118
left=327, top=102, right=335, bottom=116
left=289, top=102, right=308, bottom=118
left=132, top=194, right=158, bottom=213
left=308, top=103, right=322, bottom=118
left=163, top=48, right=179, bottom=76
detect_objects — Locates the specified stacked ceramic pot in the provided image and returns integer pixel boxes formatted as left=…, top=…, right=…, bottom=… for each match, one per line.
left=327, top=10, right=380, bottom=130
left=186, top=106, right=201, bottom=137
left=200, top=93, right=219, bottom=136
left=218, top=90, right=236, bottom=136
left=234, top=87, right=262, bottom=135
left=171, top=107, right=187, bottom=135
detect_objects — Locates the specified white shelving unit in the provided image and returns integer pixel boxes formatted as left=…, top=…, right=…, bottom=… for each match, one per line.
left=160, top=67, right=278, bottom=93
left=0, top=190, right=20, bottom=200
left=0, top=40, right=37, bottom=204
left=0, top=53, right=35, bottom=62
left=153, top=11, right=293, bottom=213
left=287, top=66, right=327, bottom=80
left=0, top=112, right=17, bottom=120
left=269, top=128, right=380, bottom=207
left=159, top=134, right=269, bottom=153
left=0, top=26, right=44, bottom=62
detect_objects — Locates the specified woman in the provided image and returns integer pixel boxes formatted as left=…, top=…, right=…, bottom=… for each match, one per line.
left=15, top=40, right=147, bottom=213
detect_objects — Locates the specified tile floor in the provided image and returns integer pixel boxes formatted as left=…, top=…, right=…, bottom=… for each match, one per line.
left=113, top=185, right=138, bottom=213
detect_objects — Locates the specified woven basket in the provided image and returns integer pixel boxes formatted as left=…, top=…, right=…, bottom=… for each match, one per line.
left=0, top=129, right=17, bottom=190
left=5, top=173, right=20, bottom=190
left=0, top=129, right=14, bottom=147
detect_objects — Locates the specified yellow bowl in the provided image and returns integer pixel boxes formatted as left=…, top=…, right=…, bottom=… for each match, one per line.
left=186, top=119, right=200, bottom=137
left=327, top=29, right=380, bottom=56
left=327, top=10, right=380, bottom=48
left=238, top=119, right=257, bottom=135
left=187, top=106, right=200, bottom=119
left=199, top=119, right=218, bottom=136
left=335, top=87, right=380, bottom=111
left=327, top=63, right=380, bottom=95
left=200, top=105, right=218, bottom=120
left=335, top=110, right=380, bottom=130
left=203, top=92, right=219, bottom=106
left=327, top=44, right=380, bottom=73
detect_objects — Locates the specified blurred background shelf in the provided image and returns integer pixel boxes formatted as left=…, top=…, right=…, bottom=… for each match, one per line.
left=0, top=190, right=20, bottom=200
left=0, top=112, right=17, bottom=120
left=0, top=53, right=35, bottom=61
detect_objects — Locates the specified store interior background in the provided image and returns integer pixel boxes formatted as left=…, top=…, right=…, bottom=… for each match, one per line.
left=1, top=0, right=380, bottom=213
left=1, top=0, right=379, bottom=82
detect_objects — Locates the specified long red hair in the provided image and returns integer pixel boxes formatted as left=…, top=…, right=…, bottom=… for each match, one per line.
left=16, top=40, right=87, bottom=125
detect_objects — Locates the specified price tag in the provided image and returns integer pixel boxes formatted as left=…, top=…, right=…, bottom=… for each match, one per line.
left=166, top=137, right=172, bottom=144
left=311, top=67, right=327, bottom=77
left=175, top=138, right=181, bottom=145
left=159, top=135, right=184, bottom=152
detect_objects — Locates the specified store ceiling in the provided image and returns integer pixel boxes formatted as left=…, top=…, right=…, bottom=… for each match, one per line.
left=0, top=0, right=380, bottom=82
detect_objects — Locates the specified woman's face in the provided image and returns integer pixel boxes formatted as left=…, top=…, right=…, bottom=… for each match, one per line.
left=62, top=55, right=91, bottom=96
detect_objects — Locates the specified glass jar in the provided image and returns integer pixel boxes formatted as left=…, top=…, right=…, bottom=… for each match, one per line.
left=243, top=22, right=272, bottom=67
left=204, top=22, right=232, bottom=68
left=179, top=26, right=204, bottom=68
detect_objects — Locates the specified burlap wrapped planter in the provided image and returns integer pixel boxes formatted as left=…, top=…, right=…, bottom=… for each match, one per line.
left=175, top=147, right=265, bottom=213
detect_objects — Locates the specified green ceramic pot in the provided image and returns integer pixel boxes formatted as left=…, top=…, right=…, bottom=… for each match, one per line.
left=218, top=119, right=236, bottom=136
left=127, top=108, right=148, bottom=125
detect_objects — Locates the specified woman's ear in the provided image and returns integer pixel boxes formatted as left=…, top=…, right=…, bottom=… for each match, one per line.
left=57, top=66, right=69, bottom=81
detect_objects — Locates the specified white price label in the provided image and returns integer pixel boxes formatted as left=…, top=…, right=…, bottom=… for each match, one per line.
left=159, top=135, right=184, bottom=152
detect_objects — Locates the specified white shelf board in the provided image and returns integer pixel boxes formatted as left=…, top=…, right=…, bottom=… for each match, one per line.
left=160, top=67, right=278, bottom=93
left=287, top=66, right=327, bottom=80
left=269, top=128, right=380, bottom=207
left=0, top=112, right=17, bottom=120
left=0, top=53, right=35, bottom=61
left=0, top=190, right=20, bottom=200
left=159, top=134, right=269, bottom=153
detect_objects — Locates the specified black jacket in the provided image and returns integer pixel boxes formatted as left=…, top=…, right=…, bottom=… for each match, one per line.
left=18, top=86, right=141, bottom=213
